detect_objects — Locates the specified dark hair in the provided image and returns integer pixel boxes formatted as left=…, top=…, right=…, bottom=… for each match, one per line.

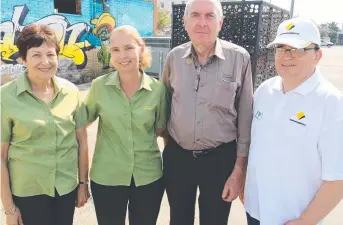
left=15, top=24, right=60, bottom=60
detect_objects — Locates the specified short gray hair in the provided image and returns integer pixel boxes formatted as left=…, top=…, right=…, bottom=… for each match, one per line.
left=184, top=0, right=223, bottom=18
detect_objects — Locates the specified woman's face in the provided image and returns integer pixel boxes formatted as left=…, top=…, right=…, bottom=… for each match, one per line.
left=22, top=42, right=58, bottom=81
left=109, top=31, right=142, bottom=73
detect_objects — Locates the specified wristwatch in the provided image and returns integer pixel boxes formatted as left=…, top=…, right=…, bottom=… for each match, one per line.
left=79, top=180, right=89, bottom=185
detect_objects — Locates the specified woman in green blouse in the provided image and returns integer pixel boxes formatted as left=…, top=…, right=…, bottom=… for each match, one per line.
left=85, top=25, right=167, bottom=225
left=1, top=24, right=89, bottom=225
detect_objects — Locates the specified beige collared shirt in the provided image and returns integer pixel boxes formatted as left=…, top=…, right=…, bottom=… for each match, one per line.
left=162, top=39, right=253, bottom=157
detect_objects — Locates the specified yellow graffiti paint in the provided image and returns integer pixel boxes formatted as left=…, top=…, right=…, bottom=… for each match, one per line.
left=60, top=41, right=92, bottom=67
left=0, top=36, right=19, bottom=63
left=91, top=13, right=116, bottom=34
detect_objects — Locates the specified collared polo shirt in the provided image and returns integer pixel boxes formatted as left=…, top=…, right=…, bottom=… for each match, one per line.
left=1, top=72, right=86, bottom=197
left=162, top=38, right=253, bottom=156
left=244, top=68, right=343, bottom=225
left=84, top=71, right=167, bottom=186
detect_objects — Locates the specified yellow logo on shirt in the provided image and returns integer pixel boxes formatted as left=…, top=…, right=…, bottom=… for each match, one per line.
left=144, top=106, right=153, bottom=110
left=255, top=111, right=263, bottom=120
left=296, top=111, right=305, bottom=120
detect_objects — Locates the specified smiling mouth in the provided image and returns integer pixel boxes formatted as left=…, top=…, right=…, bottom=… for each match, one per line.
left=120, top=61, right=131, bottom=66
left=282, top=64, right=296, bottom=67
left=38, top=68, right=52, bottom=72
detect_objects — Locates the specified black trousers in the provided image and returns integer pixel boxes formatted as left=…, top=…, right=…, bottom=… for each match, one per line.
left=13, top=188, right=77, bottom=225
left=91, top=177, right=164, bottom=225
left=246, top=213, right=260, bottom=225
left=163, top=138, right=237, bottom=225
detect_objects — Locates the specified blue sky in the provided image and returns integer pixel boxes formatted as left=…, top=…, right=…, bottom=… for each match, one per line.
left=270, top=0, right=343, bottom=27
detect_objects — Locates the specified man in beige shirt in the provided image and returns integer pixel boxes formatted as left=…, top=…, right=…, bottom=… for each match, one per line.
left=162, top=0, right=253, bottom=224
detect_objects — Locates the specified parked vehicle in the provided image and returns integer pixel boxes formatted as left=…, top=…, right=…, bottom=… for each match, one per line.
left=321, top=40, right=334, bottom=47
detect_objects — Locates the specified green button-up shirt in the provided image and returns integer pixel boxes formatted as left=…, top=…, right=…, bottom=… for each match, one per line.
left=1, top=72, right=86, bottom=197
left=85, top=71, right=167, bottom=186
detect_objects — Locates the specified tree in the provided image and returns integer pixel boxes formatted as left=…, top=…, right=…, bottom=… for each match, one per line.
left=319, top=22, right=340, bottom=43
left=319, top=23, right=329, bottom=38
left=157, top=6, right=171, bottom=35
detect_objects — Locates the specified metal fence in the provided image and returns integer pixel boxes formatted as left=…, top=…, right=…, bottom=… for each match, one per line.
left=143, top=37, right=171, bottom=80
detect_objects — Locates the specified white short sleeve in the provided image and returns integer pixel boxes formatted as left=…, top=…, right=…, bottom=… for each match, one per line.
left=319, top=94, right=343, bottom=181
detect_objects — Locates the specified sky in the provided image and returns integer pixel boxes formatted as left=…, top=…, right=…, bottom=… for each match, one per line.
left=270, top=0, right=343, bottom=28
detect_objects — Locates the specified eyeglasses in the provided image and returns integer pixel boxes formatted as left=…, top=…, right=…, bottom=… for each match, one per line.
left=193, top=65, right=202, bottom=91
left=275, top=47, right=320, bottom=58
left=194, top=74, right=200, bottom=91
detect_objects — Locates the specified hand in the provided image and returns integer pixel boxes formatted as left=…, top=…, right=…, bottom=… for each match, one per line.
left=239, top=172, right=246, bottom=205
left=6, top=206, right=24, bottom=225
left=239, top=187, right=245, bottom=205
left=222, top=168, right=245, bottom=202
left=285, top=218, right=309, bottom=225
left=76, top=184, right=90, bottom=208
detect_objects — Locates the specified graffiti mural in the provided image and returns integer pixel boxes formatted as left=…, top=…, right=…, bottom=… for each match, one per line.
left=1, top=0, right=155, bottom=84
left=0, top=5, right=94, bottom=69
left=91, top=13, right=116, bottom=69
left=0, top=64, right=26, bottom=84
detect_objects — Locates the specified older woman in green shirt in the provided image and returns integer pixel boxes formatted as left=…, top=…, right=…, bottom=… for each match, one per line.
left=85, top=25, right=167, bottom=225
left=1, top=24, right=89, bottom=225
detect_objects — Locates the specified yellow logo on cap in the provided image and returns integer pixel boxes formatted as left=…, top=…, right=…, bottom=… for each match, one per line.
left=304, top=41, right=311, bottom=46
left=296, top=111, right=305, bottom=120
left=286, top=23, right=295, bottom=31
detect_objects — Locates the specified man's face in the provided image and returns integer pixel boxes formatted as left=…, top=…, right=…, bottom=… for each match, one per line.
left=275, top=44, right=322, bottom=79
left=183, top=0, right=223, bottom=47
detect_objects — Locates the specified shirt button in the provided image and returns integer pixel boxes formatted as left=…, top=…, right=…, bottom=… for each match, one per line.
left=129, top=137, right=132, bottom=140
left=197, top=139, right=200, bottom=141
left=52, top=142, right=55, bottom=144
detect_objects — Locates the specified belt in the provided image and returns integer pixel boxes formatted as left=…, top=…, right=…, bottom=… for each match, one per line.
left=191, top=149, right=212, bottom=158
left=169, top=137, right=235, bottom=158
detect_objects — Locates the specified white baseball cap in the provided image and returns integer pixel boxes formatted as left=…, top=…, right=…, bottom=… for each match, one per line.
left=267, top=17, right=321, bottom=49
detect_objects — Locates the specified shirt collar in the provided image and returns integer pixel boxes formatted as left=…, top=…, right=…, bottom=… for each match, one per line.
left=182, top=38, right=226, bottom=60
left=272, top=67, right=321, bottom=96
left=105, top=70, right=152, bottom=91
left=16, top=70, right=62, bottom=96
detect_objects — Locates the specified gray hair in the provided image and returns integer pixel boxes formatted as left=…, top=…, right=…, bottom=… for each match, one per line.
left=184, top=0, right=223, bottom=18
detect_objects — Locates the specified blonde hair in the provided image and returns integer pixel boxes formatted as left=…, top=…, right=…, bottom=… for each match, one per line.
left=110, top=25, right=152, bottom=69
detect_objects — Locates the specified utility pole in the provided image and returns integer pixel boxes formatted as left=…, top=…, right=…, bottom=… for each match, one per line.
left=290, top=0, right=295, bottom=17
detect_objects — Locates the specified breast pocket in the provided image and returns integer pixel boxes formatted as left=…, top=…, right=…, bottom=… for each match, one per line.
left=287, top=118, right=310, bottom=137
left=211, top=81, right=238, bottom=111
left=135, top=105, right=157, bottom=130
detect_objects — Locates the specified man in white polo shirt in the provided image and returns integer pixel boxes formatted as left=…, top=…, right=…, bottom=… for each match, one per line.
left=244, top=17, right=343, bottom=225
